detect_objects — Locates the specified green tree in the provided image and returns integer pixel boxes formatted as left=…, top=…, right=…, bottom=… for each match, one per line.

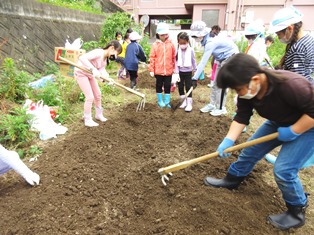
left=100, top=12, right=136, bottom=45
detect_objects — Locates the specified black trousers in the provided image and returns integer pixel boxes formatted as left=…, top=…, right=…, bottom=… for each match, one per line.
left=128, top=70, right=138, bottom=88
left=155, top=75, right=171, bottom=94
left=178, top=71, right=192, bottom=97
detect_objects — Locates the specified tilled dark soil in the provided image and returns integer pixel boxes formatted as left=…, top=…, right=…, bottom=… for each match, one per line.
left=0, top=75, right=313, bottom=235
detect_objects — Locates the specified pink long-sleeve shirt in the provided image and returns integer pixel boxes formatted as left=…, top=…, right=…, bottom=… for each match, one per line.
left=74, top=49, right=108, bottom=77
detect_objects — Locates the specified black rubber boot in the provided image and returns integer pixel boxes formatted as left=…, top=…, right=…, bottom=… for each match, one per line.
left=203, top=173, right=245, bottom=190
left=268, top=203, right=307, bottom=230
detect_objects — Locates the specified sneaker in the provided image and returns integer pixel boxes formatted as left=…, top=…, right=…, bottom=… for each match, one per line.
left=85, top=119, right=99, bottom=127
left=210, top=108, right=228, bottom=116
left=200, top=104, right=216, bottom=113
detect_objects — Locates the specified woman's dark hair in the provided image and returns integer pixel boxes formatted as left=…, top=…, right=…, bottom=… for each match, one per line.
left=115, top=31, right=122, bottom=38
left=124, top=33, right=130, bottom=41
left=177, top=32, right=190, bottom=42
left=278, top=21, right=303, bottom=69
left=265, top=35, right=274, bottom=43
left=103, top=40, right=122, bottom=64
left=245, top=34, right=257, bottom=40
left=126, top=28, right=133, bottom=34
left=217, top=53, right=287, bottom=89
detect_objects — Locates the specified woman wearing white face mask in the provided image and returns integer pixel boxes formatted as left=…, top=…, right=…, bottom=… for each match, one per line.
left=190, top=21, right=239, bottom=116
left=269, top=6, right=314, bottom=84
left=203, top=53, right=314, bottom=230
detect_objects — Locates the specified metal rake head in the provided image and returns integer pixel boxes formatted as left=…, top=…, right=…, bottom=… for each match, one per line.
left=136, top=97, right=146, bottom=112
left=160, top=172, right=173, bottom=186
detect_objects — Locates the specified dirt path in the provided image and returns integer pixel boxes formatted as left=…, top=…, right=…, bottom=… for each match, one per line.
left=1, top=77, right=313, bottom=235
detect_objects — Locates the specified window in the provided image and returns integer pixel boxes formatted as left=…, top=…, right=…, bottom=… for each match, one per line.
left=202, top=10, right=219, bottom=28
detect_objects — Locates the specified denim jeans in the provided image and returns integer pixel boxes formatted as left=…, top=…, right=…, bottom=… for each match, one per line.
left=228, top=120, right=314, bottom=206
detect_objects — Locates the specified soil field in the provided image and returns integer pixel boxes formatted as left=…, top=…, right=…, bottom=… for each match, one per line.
left=0, top=75, right=313, bottom=235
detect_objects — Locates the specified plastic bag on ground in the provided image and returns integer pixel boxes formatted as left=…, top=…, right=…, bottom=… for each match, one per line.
left=24, top=99, right=68, bottom=140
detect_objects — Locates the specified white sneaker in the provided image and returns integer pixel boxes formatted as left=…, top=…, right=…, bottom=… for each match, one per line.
left=210, top=108, right=228, bottom=116
left=200, top=104, right=216, bottom=113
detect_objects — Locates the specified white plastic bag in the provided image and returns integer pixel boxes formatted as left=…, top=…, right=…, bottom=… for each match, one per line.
left=24, top=99, right=68, bottom=140
left=64, top=38, right=83, bottom=49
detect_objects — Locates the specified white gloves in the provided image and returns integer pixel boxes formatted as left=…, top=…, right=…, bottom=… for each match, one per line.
left=150, top=72, right=154, bottom=77
left=101, top=71, right=109, bottom=80
left=107, top=78, right=115, bottom=85
left=92, top=68, right=101, bottom=80
left=172, top=73, right=180, bottom=83
left=0, top=145, right=40, bottom=186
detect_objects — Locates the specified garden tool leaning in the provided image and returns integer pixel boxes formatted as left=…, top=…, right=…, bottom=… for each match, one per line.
left=170, top=87, right=193, bottom=111
left=59, top=56, right=146, bottom=111
left=158, top=132, right=279, bottom=186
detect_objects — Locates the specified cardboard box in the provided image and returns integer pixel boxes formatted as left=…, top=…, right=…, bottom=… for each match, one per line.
left=54, top=47, right=86, bottom=63
left=59, top=63, right=75, bottom=79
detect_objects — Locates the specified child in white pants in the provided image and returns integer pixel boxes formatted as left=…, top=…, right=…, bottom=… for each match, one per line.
left=0, top=144, right=40, bottom=186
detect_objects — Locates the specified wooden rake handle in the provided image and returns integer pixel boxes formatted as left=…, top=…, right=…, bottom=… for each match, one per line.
left=184, top=87, right=193, bottom=98
left=158, top=132, right=279, bottom=175
left=59, top=56, right=145, bottom=99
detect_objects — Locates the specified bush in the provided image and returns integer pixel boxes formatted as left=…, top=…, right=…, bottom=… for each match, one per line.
left=0, top=107, right=35, bottom=147
left=100, top=12, right=136, bottom=45
left=0, top=58, right=33, bottom=102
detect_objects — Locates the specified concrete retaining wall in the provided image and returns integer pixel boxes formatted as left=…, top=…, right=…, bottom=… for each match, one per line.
left=0, top=0, right=122, bottom=73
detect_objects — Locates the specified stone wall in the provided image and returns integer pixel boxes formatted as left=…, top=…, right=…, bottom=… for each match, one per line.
left=0, top=0, right=122, bottom=73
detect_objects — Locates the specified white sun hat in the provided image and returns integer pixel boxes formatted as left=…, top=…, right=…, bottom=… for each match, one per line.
left=156, top=22, right=170, bottom=35
left=244, top=19, right=265, bottom=36
left=190, top=21, right=211, bottom=37
left=269, top=6, right=303, bottom=33
left=129, top=31, right=142, bottom=41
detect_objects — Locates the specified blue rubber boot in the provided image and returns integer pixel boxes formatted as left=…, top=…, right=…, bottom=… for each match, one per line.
left=157, top=93, right=165, bottom=108
left=164, top=94, right=171, bottom=108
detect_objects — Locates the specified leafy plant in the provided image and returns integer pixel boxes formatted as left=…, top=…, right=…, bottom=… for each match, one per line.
left=43, top=61, right=59, bottom=75
left=38, top=0, right=102, bottom=14
left=82, top=40, right=102, bottom=51
left=0, top=58, right=33, bottom=102
left=28, top=145, right=43, bottom=155
left=0, top=107, right=35, bottom=147
left=266, top=36, right=285, bottom=67
left=139, top=33, right=151, bottom=62
left=100, top=12, right=136, bottom=45
left=100, top=83, right=120, bottom=96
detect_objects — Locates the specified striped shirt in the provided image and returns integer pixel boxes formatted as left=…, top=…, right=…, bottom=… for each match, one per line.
left=283, top=34, right=314, bottom=84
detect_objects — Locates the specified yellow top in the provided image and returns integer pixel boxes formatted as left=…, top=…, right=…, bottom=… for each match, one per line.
left=119, top=40, right=129, bottom=58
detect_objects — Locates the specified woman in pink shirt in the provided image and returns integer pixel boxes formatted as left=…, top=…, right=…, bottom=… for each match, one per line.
left=74, top=40, right=122, bottom=127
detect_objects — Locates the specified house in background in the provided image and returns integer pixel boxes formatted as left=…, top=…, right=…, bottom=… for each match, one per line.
left=110, top=0, right=314, bottom=36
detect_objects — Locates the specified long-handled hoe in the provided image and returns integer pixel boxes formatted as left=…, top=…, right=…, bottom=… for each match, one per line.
left=170, top=87, right=193, bottom=111
left=158, top=132, right=279, bottom=186
left=59, top=56, right=146, bottom=111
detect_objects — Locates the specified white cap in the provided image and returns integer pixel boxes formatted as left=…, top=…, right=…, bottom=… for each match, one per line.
left=190, top=21, right=210, bottom=37
left=129, top=31, right=142, bottom=41
left=244, top=19, right=265, bottom=35
left=156, top=22, right=169, bottom=35
left=269, top=6, right=303, bottom=33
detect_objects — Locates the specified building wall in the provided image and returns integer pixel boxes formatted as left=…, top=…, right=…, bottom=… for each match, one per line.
left=0, top=0, right=114, bottom=74
left=115, top=0, right=314, bottom=31
left=192, top=5, right=226, bottom=29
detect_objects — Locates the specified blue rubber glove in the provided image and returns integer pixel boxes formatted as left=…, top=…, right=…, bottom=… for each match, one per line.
left=217, top=137, right=235, bottom=158
left=278, top=126, right=300, bottom=142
